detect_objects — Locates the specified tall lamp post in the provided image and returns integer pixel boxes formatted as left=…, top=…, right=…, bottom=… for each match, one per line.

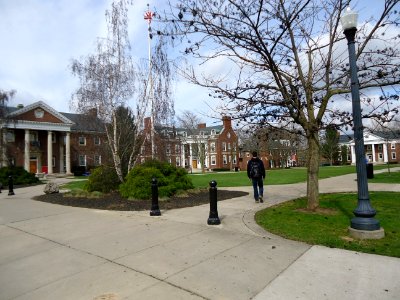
left=340, top=7, right=384, bottom=238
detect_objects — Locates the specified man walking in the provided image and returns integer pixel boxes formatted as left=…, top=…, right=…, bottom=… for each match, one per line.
left=247, top=151, right=266, bottom=203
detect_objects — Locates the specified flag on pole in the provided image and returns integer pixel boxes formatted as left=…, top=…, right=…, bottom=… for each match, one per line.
left=144, top=10, right=155, bottom=24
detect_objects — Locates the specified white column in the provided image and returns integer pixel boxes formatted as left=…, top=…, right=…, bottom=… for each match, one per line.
left=383, top=143, right=388, bottom=163
left=66, top=132, right=71, bottom=174
left=24, top=129, right=30, bottom=172
left=47, top=131, right=53, bottom=174
left=181, top=144, right=185, bottom=168
left=371, top=143, right=376, bottom=162
left=59, top=134, right=64, bottom=173
left=351, top=145, right=356, bottom=164
left=189, top=143, right=193, bottom=170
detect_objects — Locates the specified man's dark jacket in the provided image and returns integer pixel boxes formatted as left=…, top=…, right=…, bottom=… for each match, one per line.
left=247, top=157, right=266, bottom=179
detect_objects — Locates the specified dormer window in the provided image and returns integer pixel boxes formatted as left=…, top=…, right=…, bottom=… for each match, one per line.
left=211, top=129, right=216, bottom=135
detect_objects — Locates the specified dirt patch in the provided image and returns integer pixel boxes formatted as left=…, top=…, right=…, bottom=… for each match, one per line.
left=33, top=189, right=249, bottom=211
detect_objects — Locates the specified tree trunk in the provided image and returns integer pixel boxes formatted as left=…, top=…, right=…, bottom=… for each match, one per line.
left=306, top=133, right=320, bottom=210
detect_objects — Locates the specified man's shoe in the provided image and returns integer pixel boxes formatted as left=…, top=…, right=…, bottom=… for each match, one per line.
left=255, top=199, right=259, bottom=203
left=259, top=196, right=264, bottom=203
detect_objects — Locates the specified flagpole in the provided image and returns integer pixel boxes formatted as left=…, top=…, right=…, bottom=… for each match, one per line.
left=144, top=4, right=155, bottom=159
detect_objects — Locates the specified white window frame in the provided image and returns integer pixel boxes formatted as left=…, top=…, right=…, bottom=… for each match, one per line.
left=210, top=142, right=216, bottom=152
left=211, top=155, right=216, bottom=165
left=222, top=142, right=226, bottom=151
left=94, top=136, right=101, bottom=145
left=6, top=131, right=15, bottom=142
left=94, top=155, right=101, bottom=165
left=175, top=144, right=180, bottom=153
left=391, top=143, right=396, bottom=149
left=79, top=155, right=86, bottom=166
left=223, top=155, right=227, bottom=164
left=79, top=136, right=86, bottom=146
left=176, top=157, right=180, bottom=167
left=391, top=152, right=396, bottom=159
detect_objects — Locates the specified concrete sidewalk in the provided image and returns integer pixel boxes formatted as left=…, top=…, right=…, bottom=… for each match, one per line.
left=0, top=170, right=399, bottom=299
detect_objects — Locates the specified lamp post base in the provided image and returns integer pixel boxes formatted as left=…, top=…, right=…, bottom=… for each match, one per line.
left=348, top=226, right=385, bottom=240
left=350, top=217, right=380, bottom=231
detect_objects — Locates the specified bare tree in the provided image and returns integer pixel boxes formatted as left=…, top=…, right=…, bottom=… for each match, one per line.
left=165, top=0, right=400, bottom=210
left=0, top=89, right=16, bottom=167
left=71, top=0, right=143, bottom=182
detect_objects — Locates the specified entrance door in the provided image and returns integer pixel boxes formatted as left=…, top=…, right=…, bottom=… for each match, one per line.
left=29, top=160, right=37, bottom=173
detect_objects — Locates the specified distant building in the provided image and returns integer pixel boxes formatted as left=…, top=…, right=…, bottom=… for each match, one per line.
left=339, top=131, right=400, bottom=164
left=139, top=116, right=239, bottom=171
left=1, top=101, right=107, bottom=175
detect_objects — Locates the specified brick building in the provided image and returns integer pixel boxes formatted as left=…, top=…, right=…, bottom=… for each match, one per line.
left=139, top=116, right=240, bottom=171
left=1, top=101, right=107, bottom=175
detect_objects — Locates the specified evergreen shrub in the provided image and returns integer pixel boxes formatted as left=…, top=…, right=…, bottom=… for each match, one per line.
left=119, top=160, right=194, bottom=200
left=0, top=166, right=39, bottom=186
left=85, top=166, right=120, bottom=193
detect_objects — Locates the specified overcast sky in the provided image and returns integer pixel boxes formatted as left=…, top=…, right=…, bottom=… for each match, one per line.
left=0, top=0, right=390, bottom=126
left=0, top=0, right=221, bottom=124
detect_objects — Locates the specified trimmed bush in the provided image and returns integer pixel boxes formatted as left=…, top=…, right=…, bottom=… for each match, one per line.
left=0, top=166, right=39, bottom=186
left=119, top=160, right=194, bottom=200
left=85, top=166, right=120, bottom=193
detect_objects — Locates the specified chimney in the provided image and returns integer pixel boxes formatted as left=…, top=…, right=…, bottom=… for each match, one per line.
left=144, top=117, right=152, bottom=130
left=197, top=123, right=206, bottom=129
left=88, top=108, right=97, bottom=118
left=222, top=116, right=232, bottom=130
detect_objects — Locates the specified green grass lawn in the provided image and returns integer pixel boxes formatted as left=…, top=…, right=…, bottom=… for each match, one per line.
left=60, top=179, right=87, bottom=190
left=188, top=165, right=391, bottom=188
left=369, top=170, right=400, bottom=183
left=255, top=191, right=400, bottom=258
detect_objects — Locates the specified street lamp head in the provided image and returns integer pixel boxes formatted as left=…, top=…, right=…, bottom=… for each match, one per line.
left=340, top=6, right=358, bottom=31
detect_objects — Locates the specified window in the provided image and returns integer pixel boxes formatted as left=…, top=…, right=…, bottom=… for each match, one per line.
left=211, top=155, right=216, bottom=165
left=79, top=136, right=86, bottom=146
left=210, top=142, right=216, bottom=152
left=94, top=136, right=101, bottom=145
left=378, top=145, right=382, bottom=150
left=166, top=144, right=171, bottom=155
left=222, top=142, right=227, bottom=151
left=223, top=155, right=227, bottom=164
left=233, top=156, right=237, bottom=164
left=79, top=155, right=86, bottom=166
left=211, top=129, right=216, bottom=135
left=30, top=132, right=38, bottom=142
left=367, top=145, right=372, bottom=150
left=52, top=133, right=56, bottom=143
left=391, top=143, right=396, bottom=149
left=392, top=152, right=396, bottom=160
left=379, top=153, right=383, bottom=159
left=175, top=144, right=180, bottom=154
left=6, top=131, right=15, bottom=142
left=176, top=157, right=180, bottom=167
left=141, top=146, right=145, bottom=154
left=94, top=155, right=101, bottom=165
left=228, top=143, right=231, bottom=150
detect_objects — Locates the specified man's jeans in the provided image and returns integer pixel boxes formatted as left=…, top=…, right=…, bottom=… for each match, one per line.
left=251, top=177, right=264, bottom=200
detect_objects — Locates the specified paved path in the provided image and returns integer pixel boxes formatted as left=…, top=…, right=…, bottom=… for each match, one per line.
left=0, top=169, right=399, bottom=300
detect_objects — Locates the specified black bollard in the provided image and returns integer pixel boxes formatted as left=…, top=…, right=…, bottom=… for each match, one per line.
left=150, top=178, right=161, bottom=216
left=8, top=175, right=15, bottom=196
left=207, top=180, right=220, bottom=225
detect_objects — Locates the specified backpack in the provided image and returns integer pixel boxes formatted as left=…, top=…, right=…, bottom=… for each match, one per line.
left=250, top=160, right=261, bottom=178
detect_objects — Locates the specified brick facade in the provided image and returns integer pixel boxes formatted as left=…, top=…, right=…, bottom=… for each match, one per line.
left=1, top=101, right=107, bottom=175
left=139, top=116, right=240, bottom=171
